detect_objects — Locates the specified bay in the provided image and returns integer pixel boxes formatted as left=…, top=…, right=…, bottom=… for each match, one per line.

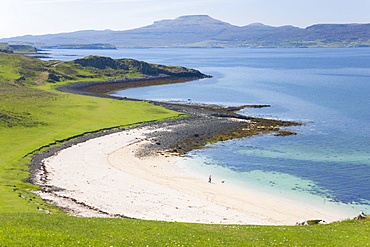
left=44, top=48, right=370, bottom=216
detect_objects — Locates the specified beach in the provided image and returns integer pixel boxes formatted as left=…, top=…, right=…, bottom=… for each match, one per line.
left=27, top=74, right=356, bottom=225
left=32, top=119, right=349, bottom=225
left=24, top=49, right=368, bottom=228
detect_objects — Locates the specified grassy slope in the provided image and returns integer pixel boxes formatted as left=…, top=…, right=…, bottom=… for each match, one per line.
left=0, top=53, right=184, bottom=214
left=0, top=53, right=369, bottom=246
left=1, top=214, right=368, bottom=246
left=0, top=44, right=38, bottom=54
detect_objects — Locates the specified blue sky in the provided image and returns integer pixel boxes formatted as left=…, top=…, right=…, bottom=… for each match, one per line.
left=1, top=0, right=369, bottom=39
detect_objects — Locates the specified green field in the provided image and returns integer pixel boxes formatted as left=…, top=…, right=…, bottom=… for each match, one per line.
left=0, top=52, right=369, bottom=246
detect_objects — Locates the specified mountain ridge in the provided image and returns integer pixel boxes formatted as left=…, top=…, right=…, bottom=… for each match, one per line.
left=1, top=15, right=370, bottom=48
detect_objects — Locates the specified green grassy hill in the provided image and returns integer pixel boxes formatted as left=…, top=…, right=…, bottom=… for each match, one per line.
left=0, top=43, right=38, bottom=54
left=0, top=52, right=369, bottom=246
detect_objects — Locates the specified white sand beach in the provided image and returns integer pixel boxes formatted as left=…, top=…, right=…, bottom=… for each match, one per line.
left=34, top=125, right=350, bottom=225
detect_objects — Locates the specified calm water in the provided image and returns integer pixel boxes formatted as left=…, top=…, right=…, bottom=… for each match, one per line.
left=44, top=48, right=370, bottom=215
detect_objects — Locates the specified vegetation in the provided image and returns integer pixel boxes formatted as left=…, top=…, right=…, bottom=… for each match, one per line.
left=0, top=52, right=185, bottom=214
left=0, top=43, right=38, bottom=53
left=0, top=214, right=369, bottom=246
left=45, top=55, right=207, bottom=84
left=0, top=52, right=369, bottom=246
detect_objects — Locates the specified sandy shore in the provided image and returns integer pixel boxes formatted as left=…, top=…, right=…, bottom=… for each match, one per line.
left=33, top=124, right=349, bottom=225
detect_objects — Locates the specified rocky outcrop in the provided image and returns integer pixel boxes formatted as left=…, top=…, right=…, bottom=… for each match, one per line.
left=120, top=59, right=162, bottom=75
left=75, top=56, right=129, bottom=70
left=74, top=56, right=210, bottom=78
left=296, top=219, right=327, bottom=226
left=354, top=211, right=367, bottom=220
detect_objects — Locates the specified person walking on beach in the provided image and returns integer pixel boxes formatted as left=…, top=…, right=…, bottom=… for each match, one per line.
left=208, top=175, right=212, bottom=183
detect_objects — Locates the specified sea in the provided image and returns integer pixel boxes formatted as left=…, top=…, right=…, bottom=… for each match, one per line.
left=43, top=47, right=370, bottom=217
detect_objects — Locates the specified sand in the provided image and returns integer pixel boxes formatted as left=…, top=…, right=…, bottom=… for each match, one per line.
left=33, top=124, right=352, bottom=225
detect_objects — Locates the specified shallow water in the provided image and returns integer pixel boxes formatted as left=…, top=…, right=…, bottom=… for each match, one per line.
left=44, top=48, right=370, bottom=216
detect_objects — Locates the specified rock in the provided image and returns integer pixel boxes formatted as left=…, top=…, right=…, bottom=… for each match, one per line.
left=354, top=211, right=367, bottom=220
left=75, top=56, right=128, bottom=70
left=296, top=219, right=327, bottom=226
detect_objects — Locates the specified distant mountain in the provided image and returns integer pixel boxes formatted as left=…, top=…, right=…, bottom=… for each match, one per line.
left=1, top=15, right=370, bottom=48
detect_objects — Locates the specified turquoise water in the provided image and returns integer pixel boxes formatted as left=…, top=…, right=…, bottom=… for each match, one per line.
left=45, top=48, right=370, bottom=215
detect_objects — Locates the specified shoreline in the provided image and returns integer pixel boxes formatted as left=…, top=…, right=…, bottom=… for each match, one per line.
left=31, top=123, right=350, bottom=225
left=30, top=77, right=347, bottom=225
left=56, top=75, right=210, bottom=100
left=32, top=126, right=272, bottom=224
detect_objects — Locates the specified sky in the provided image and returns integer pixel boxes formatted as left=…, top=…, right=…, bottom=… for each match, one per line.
left=1, top=0, right=370, bottom=39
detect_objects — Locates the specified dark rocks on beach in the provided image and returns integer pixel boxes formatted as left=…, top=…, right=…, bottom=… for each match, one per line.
left=136, top=114, right=247, bottom=157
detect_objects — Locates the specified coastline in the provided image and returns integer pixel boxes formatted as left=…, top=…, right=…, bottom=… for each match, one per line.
left=32, top=126, right=271, bottom=224
left=56, top=75, right=210, bottom=100
left=30, top=77, right=347, bottom=225
left=31, top=123, right=349, bottom=225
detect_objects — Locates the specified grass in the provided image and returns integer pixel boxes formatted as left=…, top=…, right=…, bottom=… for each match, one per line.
left=0, top=44, right=38, bottom=54
left=0, top=214, right=369, bottom=246
left=0, top=52, right=369, bottom=246
left=0, top=53, right=184, bottom=213
left=0, top=81, right=182, bottom=216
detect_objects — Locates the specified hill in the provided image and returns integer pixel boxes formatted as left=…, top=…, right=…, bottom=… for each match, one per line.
left=0, top=43, right=38, bottom=53
left=0, top=52, right=208, bottom=87
left=1, top=15, right=370, bottom=48
left=0, top=51, right=187, bottom=215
